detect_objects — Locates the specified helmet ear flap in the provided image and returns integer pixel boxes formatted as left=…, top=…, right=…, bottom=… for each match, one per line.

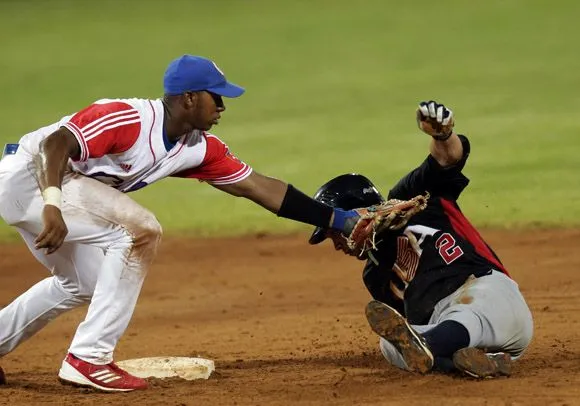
left=309, top=227, right=327, bottom=245
left=309, top=174, right=384, bottom=245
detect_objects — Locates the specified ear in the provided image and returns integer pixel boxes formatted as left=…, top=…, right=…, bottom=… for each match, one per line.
left=183, top=92, right=199, bottom=109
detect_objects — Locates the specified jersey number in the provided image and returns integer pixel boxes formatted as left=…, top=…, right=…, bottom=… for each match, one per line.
left=435, top=233, right=464, bottom=264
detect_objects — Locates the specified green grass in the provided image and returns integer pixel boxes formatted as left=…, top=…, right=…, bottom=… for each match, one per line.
left=1, top=0, right=579, bottom=240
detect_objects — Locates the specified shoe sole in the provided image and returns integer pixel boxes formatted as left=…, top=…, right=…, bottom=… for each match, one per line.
left=58, top=361, right=139, bottom=392
left=452, top=347, right=511, bottom=379
left=365, top=300, right=434, bottom=373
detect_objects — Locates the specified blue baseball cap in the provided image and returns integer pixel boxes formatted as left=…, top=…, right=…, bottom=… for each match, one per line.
left=163, top=55, right=245, bottom=97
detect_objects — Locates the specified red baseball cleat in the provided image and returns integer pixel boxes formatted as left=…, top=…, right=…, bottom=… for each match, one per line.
left=58, top=353, right=148, bottom=392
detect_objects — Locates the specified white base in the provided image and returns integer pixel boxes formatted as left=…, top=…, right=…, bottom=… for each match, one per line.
left=116, top=357, right=215, bottom=381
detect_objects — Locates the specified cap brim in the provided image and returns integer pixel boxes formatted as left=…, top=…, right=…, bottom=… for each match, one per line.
left=308, top=227, right=327, bottom=245
left=207, top=81, right=245, bottom=98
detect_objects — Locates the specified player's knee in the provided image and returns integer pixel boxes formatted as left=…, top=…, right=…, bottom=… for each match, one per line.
left=439, top=308, right=483, bottom=347
left=126, top=210, right=163, bottom=258
left=137, top=213, right=163, bottom=245
left=122, top=208, right=162, bottom=245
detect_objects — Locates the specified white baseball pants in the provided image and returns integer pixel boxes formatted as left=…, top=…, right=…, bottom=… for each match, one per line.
left=0, top=150, right=162, bottom=364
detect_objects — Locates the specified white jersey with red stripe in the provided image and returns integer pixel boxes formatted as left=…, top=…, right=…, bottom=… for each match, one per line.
left=17, top=98, right=252, bottom=192
left=0, top=97, right=255, bottom=369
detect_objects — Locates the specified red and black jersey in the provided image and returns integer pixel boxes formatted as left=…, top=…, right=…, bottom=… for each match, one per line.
left=362, top=135, right=509, bottom=324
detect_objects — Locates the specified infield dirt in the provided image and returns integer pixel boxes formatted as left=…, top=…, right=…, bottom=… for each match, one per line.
left=0, top=229, right=579, bottom=405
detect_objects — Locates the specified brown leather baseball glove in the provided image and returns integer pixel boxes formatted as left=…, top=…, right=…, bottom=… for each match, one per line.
left=346, top=193, right=429, bottom=255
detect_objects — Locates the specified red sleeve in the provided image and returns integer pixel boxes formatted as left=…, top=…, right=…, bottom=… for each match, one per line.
left=62, top=101, right=141, bottom=161
left=174, top=134, right=252, bottom=184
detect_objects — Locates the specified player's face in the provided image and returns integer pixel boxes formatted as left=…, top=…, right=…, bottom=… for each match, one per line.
left=184, top=91, right=225, bottom=131
left=326, top=230, right=368, bottom=260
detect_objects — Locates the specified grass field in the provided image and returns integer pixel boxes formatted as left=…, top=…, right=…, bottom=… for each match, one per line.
left=1, top=0, right=579, bottom=240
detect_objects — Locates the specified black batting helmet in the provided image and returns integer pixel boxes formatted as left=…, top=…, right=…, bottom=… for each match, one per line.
left=309, top=174, right=385, bottom=245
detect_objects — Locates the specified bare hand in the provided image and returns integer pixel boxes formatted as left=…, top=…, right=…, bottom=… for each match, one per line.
left=416, top=100, right=455, bottom=139
left=35, top=205, right=68, bottom=254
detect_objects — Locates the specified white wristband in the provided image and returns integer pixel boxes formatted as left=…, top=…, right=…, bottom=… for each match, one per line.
left=42, top=186, right=62, bottom=209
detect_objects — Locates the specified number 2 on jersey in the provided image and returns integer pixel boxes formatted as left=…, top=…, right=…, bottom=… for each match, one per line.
left=435, top=233, right=464, bottom=264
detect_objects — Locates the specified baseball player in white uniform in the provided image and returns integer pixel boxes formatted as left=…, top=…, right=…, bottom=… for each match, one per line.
left=0, top=55, right=376, bottom=392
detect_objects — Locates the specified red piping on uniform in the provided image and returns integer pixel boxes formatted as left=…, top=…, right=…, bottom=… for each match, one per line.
left=147, top=100, right=157, bottom=164
left=441, top=198, right=510, bottom=277
left=210, top=165, right=252, bottom=185
left=63, top=122, right=89, bottom=161
left=211, top=164, right=249, bottom=182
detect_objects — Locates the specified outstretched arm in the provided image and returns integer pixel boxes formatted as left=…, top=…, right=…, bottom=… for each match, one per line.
left=416, top=101, right=464, bottom=167
left=212, top=171, right=288, bottom=213
left=212, top=171, right=337, bottom=228
left=214, top=171, right=423, bottom=255
left=213, top=171, right=375, bottom=235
